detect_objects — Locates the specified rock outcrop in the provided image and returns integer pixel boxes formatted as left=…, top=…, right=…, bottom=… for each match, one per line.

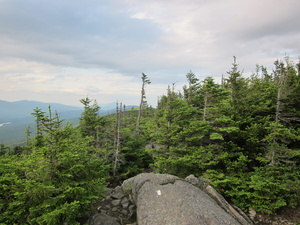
left=88, top=173, right=253, bottom=225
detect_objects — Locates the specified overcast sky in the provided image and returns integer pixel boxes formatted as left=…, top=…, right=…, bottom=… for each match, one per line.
left=1, top=0, right=300, bottom=107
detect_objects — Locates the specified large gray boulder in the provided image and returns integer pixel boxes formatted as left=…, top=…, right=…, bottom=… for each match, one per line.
left=122, top=173, right=252, bottom=225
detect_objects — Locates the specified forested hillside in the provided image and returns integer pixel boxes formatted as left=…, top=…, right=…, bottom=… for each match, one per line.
left=1, top=57, right=300, bottom=224
left=0, top=101, right=137, bottom=146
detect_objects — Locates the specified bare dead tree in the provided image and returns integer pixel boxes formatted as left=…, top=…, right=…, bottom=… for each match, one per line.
left=136, top=73, right=151, bottom=130
left=113, top=101, right=122, bottom=177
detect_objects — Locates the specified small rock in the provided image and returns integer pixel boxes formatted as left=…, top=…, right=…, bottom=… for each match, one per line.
left=249, top=208, right=256, bottom=220
left=105, top=188, right=113, bottom=195
left=103, top=204, right=111, bottom=210
left=87, top=213, right=120, bottom=225
left=185, top=174, right=208, bottom=190
left=111, top=186, right=125, bottom=199
left=121, top=197, right=130, bottom=208
left=128, top=205, right=136, bottom=216
left=128, top=194, right=134, bottom=203
left=121, top=209, right=128, bottom=215
left=111, top=199, right=121, bottom=206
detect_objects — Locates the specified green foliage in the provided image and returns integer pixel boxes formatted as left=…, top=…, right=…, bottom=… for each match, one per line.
left=0, top=144, right=9, bottom=156
left=204, top=170, right=251, bottom=211
left=79, top=97, right=107, bottom=148
left=251, top=169, right=299, bottom=211
left=144, top=57, right=300, bottom=214
left=205, top=166, right=300, bottom=214
left=117, top=132, right=153, bottom=179
left=0, top=110, right=108, bottom=224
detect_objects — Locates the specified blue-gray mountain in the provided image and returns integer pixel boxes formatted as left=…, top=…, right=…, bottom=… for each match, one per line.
left=0, top=100, right=137, bottom=146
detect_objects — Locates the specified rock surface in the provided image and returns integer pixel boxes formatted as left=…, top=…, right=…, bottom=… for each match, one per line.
left=88, top=173, right=253, bottom=225
left=185, top=174, right=252, bottom=224
left=122, top=173, right=252, bottom=225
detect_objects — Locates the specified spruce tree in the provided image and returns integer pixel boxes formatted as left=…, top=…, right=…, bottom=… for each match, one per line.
left=0, top=107, right=109, bottom=224
left=79, top=97, right=106, bottom=148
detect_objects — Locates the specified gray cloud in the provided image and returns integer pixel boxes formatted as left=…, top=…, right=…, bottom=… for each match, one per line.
left=0, top=0, right=299, bottom=106
left=0, top=0, right=161, bottom=69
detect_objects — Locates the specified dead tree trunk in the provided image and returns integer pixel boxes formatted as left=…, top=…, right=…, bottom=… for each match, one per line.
left=113, top=102, right=122, bottom=177
left=136, top=73, right=151, bottom=130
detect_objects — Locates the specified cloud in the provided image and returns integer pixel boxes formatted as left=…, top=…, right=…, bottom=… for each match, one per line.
left=0, top=59, right=149, bottom=106
left=0, top=0, right=161, bottom=67
left=0, top=0, right=299, bottom=106
left=112, top=0, right=300, bottom=76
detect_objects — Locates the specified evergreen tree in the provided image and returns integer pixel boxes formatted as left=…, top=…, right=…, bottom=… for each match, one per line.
left=79, top=97, right=106, bottom=148
left=146, top=85, right=216, bottom=177
left=183, top=70, right=200, bottom=106
left=0, top=108, right=108, bottom=224
left=144, top=59, right=300, bottom=214
left=225, top=56, right=244, bottom=101
left=274, top=58, right=300, bottom=126
left=0, top=144, right=9, bottom=156
left=31, top=107, right=47, bottom=147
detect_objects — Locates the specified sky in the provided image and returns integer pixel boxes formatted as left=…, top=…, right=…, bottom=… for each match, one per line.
left=1, top=0, right=300, bottom=107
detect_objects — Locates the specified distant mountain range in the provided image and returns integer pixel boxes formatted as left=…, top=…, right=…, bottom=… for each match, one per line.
left=0, top=100, right=137, bottom=146
left=0, top=100, right=80, bottom=120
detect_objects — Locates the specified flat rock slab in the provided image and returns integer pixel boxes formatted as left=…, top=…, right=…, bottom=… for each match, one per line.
left=122, top=173, right=245, bottom=225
